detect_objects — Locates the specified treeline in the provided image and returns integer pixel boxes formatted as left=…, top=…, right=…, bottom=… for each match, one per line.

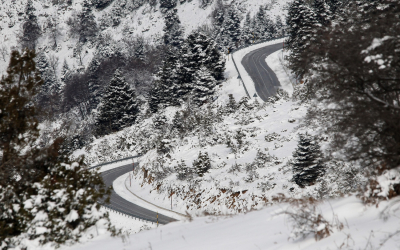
left=286, top=0, right=400, bottom=170
left=17, top=0, right=286, bottom=152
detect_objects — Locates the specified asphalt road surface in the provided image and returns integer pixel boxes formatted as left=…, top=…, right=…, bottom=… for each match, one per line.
left=241, top=43, right=283, bottom=102
left=100, top=164, right=176, bottom=225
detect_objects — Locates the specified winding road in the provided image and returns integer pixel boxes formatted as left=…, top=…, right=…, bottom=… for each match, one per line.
left=99, top=43, right=283, bottom=225
left=100, top=164, right=176, bottom=225
left=241, top=42, right=283, bottom=102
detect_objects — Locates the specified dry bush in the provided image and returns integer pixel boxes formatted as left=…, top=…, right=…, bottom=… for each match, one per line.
left=285, top=199, right=344, bottom=241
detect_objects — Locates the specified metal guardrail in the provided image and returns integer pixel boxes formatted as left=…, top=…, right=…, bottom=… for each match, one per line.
left=101, top=204, right=163, bottom=224
left=230, top=36, right=287, bottom=99
left=88, top=155, right=142, bottom=170
left=89, top=155, right=165, bottom=224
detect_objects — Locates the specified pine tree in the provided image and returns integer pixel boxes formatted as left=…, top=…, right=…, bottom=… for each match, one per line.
left=95, top=70, right=138, bottom=136
left=21, top=0, right=41, bottom=49
left=160, top=0, right=177, bottom=12
left=226, top=94, right=237, bottom=113
left=163, top=9, right=184, bottom=49
left=36, top=52, right=57, bottom=95
left=222, top=5, right=242, bottom=50
left=149, top=48, right=180, bottom=113
left=78, top=0, right=98, bottom=43
left=286, top=0, right=319, bottom=77
left=312, top=0, right=332, bottom=26
left=253, top=6, right=276, bottom=41
left=242, top=12, right=254, bottom=45
left=275, top=15, right=285, bottom=37
left=180, top=31, right=225, bottom=84
left=192, top=66, right=216, bottom=105
left=134, top=37, right=146, bottom=61
left=291, top=133, right=325, bottom=187
left=175, top=160, right=195, bottom=180
left=193, top=151, right=211, bottom=177
left=0, top=50, right=113, bottom=247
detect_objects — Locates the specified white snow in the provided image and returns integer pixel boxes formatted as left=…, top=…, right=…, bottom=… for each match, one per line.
left=65, top=210, right=79, bottom=222
left=61, top=197, right=400, bottom=250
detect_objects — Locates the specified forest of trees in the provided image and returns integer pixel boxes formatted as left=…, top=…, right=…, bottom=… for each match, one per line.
left=13, top=0, right=286, bottom=156
left=286, top=0, right=400, bottom=171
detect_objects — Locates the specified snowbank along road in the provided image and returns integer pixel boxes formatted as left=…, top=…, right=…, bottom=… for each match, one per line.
left=100, top=164, right=176, bottom=225
left=241, top=43, right=283, bottom=101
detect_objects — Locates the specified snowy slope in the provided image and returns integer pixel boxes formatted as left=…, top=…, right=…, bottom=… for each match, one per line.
left=62, top=197, right=400, bottom=250
left=0, top=0, right=292, bottom=77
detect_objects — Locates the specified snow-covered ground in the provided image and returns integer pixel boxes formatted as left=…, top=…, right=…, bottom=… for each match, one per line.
left=61, top=197, right=400, bottom=250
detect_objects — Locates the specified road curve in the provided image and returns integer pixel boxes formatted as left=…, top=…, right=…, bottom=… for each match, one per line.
left=241, top=43, right=283, bottom=102
left=100, top=164, right=176, bottom=225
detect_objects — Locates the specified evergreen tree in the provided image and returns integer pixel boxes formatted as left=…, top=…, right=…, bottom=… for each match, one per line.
left=286, top=0, right=319, bottom=77
left=242, top=12, right=254, bottom=45
left=226, top=94, right=237, bottom=113
left=134, top=37, right=146, bottom=61
left=312, top=0, right=332, bottom=26
left=291, top=133, right=325, bottom=187
left=163, top=9, right=184, bottom=49
left=175, top=160, right=196, bottom=180
left=254, top=6, right=276, bottom=40
left=160, top=0, right=177, bottom=12
left=193, top=151, right=211, bottom=177
left=95, top=70, right=138, bottom=136
left=78, top=0, right=98, bottom=43
left=21, top=0, right=41, bottom=49
left=222, top=5, right=242, bottom=49
left=192, top=66, right=216, bottom=105
left=180, top=31, right=225, bottom=84
left=275, top=15, right=285, bottom=37
left=0, top=49, right=113, bottom=247
left=36, top=52, right=57, bottom=95
left=149, top=48, right=180, bottom=113
left=326, top=0, right=341, bottom=15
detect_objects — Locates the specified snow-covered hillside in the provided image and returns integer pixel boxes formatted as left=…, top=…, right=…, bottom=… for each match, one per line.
left=0, top=0, right=291, bottom=76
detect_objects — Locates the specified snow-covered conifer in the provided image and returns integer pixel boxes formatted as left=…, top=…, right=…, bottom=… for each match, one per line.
left=286, top=0, right=319, bottom=76
left=163, top=9, right=184, bottom=49
left=78, top=0, right=98, bottom=43
left=95, top=70, right=138, bottom=136
left=160, top=0, right=177, bottom=12
left=21, top=0, right=41, bottom=49
left=226, top=94, right=237, bottom=113
left=222, top=5, right=242, bottom=50
left=242, top=12, right=254, bottom=45
left=291, top=133, right=325, bottom=187
left=312, top=0, right=332, bottom=26
left=192, top=66, right=217, bottom=105
left=193, top=151, right=211, bottom=177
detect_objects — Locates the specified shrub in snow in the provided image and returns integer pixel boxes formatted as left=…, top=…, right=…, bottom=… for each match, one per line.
left=193, top=152, right=212, bottom=177
left=225, top=94, right=237, bottom=113
left=175, top=160, right=196, bottom=181
left=291, top=133, right=325, bottom=187
left=286, top=200, right=343, bottom=241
